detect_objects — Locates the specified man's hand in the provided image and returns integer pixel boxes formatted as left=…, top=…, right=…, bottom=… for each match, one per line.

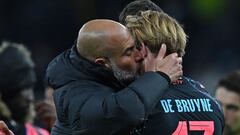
left=143, top=43, right=183, bottom=82
left=0, top=121, right=14, bottom=135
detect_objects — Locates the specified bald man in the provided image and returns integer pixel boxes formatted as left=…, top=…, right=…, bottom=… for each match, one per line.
left=46, top=19, right=182, bottom=135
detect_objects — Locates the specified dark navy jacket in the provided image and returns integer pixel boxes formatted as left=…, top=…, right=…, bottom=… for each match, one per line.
left=141, top=77, right=224, bottom=135
left=46, top=46, right=170, bottom=135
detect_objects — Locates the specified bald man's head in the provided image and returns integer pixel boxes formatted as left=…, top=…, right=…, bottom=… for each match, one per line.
left=76, top=19, right=130, bottom=61
left=76, top=19, right=143, bottom=85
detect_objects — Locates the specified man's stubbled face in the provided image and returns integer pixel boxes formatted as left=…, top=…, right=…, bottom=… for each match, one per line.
left=110, top=59, right=140, bottom=86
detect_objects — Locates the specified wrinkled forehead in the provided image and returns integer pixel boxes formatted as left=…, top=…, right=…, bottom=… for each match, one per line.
left=106, top=30, right=135, bottom=56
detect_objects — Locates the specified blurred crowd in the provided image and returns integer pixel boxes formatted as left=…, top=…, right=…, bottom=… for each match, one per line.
left=0, top=0, right=240, bottom=134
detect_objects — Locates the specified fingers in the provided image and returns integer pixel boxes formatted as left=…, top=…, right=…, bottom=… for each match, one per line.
left=170, top=71, right=183, bottom=82
left=143, top=43, right=183, bottom=79
left=155, top=52, right=183, bottom=82
left=157, top=44, right=167, bottom=60
left=168, top=57, right=183, bottom=82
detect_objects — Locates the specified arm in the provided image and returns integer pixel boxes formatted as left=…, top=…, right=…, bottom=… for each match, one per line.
left=68, top=72, right=169, bottom=134
left=68, top=45, right=182, bottom=134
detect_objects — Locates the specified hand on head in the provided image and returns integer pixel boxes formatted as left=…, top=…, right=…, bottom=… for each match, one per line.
left=142, top=43, right=183, bottom=82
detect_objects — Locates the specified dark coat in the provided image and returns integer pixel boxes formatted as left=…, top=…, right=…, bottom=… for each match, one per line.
left=46, top=46, right=169, bottom=135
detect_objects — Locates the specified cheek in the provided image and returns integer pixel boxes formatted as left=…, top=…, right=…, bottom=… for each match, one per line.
left=236, top=111, right=240, bottom=119
left=225, top=110, right=238, bottom=121
left=116, top=57, right=137, bottom=71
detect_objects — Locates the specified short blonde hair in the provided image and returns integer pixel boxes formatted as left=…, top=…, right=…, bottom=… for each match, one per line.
left=126, top=10, right=187, bottom=57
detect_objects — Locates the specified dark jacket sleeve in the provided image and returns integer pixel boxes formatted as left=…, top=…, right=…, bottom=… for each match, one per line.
left=68, top=72, right=169, bottom=134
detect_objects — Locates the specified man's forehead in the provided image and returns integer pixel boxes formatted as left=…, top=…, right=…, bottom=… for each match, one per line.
left=123, top=33, right=135, bottom=47
left=120, top=34, right=135, bottom=51
left=216, top=87, right=240, bottom=104
left=107, top=31, right=135, bottom=53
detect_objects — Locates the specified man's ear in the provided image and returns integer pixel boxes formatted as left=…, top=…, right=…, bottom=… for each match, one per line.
left=95, top=58, right=111, bottom=68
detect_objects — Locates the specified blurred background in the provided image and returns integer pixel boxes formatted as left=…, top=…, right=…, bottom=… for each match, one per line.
left=0, top=0, right=239, bottom=97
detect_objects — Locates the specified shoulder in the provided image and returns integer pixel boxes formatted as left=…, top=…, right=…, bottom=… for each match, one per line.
left=47, top=49, right=71, bottom=71
left=183, top=76, right=209, bottom=93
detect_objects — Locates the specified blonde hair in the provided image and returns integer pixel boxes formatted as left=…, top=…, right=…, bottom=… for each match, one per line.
left=126, top=10, right=187, bottom=57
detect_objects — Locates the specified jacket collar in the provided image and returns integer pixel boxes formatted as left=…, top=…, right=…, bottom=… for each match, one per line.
left=69, top=45, right=125, bottom=90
